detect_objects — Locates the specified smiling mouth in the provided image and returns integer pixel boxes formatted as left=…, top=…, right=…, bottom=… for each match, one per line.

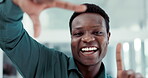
left=80, top=46, right=99, bottom=55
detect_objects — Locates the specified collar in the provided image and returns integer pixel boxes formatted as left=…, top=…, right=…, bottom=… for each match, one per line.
left=68, top=57, right=109, bottom=78
left=97, top=62, right=107, bottom=78
left=68, top=57, right=79, bottom=71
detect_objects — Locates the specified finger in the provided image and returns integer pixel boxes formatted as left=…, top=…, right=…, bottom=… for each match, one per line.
left=129, top=73, right=135, bottom=78
left=127, top=70, right=135, bottom=78
left=30, top=14, right=41, bottom=38
left=116, top=43, right=124, bottom=77
left=135, top=73, right=143, bottom=78
left=121, top=70, right=128, bottom=78
left=33, top=0, right=55, bottom=4
left=119, top=70, right=134, bottom=78
left=129, top=72, right=143, bottom=78
left=53, top=1, right=87, bottom=12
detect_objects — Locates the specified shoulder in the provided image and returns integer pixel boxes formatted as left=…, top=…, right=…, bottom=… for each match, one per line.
left=40, top=44, right=69, bottom=60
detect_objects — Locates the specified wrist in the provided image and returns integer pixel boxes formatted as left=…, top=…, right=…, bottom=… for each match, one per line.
left=12, top=0, right=21, bottom=6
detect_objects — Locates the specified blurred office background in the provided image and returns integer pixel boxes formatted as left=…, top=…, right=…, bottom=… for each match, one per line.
left=0, top=0, right=148, bottom=78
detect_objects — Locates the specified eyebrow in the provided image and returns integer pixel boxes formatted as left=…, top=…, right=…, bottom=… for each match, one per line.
left=72, top=24, right=103, bottom=30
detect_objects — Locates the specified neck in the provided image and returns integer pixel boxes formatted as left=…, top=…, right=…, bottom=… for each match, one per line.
left=76, top=62, right=102, bottom=78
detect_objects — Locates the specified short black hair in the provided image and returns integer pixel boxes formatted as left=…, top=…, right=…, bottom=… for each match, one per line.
left=69, top=3, right=110, bottom=34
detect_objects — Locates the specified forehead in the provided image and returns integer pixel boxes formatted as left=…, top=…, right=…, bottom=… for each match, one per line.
left=71, top=13, right=106, bottom=28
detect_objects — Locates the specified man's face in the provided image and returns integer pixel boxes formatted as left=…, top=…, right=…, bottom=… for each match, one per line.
left=71, top=13, right=110, bottom=66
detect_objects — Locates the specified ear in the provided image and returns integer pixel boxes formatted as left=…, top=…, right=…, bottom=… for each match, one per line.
left=107, top=32, right=111, bottom=44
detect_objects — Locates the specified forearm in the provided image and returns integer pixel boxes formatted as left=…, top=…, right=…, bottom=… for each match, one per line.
left=0, top=0, right=23, bottom=21
left=0, top=0, right=24, bottom=50
left=0, top=1, right=42, bottom=77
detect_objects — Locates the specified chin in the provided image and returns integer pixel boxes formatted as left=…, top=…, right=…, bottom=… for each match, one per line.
left=81, top=59, right=101, bottom=66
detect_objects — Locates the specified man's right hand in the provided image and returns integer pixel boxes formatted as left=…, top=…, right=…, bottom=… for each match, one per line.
left=12, top=0, right=86, bottom=37
left=116, top=43, right=143, bottom=78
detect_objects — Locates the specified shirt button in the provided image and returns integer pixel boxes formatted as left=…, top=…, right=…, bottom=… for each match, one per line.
left=0, top=0, right=4, bottom=4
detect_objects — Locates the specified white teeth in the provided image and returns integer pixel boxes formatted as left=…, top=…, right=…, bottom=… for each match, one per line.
left=81, top=47, right=97, bottom=51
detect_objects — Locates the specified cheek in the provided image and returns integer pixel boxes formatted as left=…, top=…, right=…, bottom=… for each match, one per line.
left=102, top=43, right=108, bottom=54
left=97, top=36, right=109, bottom=56
left=100, top=39, right=109, bottom=57
left=71, top=38, right=77, bottom=48
left=71, top=38, right=80, bottom=52
left=71, top=38, right=81, bottom=59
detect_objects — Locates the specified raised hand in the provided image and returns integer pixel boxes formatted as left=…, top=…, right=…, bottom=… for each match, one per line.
left=116, top=43, right=143, bottom=78
left=13, top=0, right=86, bottom=37
left=32, top=0, right=55, bottom=3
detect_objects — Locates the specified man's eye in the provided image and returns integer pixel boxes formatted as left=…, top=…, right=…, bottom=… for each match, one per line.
left=73, top=32, right=83, bottom=37
left=93, top=31, right=103, bottom=35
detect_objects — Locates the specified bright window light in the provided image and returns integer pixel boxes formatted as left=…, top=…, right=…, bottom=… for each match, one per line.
left=144, top=39, right=148, bottom=56
left=134, top=38, right=141, bottom=51
left=123, top=42, right=129, bottom=52
left=134, top=38, right=142, bottom=73
left=123, top=42, right=130, bottom=69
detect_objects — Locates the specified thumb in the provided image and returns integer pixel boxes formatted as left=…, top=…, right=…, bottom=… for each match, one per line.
left=30, top=14, right=41, bottom=38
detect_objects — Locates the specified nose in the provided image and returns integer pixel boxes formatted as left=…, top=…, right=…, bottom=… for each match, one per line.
left=81, top=33, right=95, bottom=43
